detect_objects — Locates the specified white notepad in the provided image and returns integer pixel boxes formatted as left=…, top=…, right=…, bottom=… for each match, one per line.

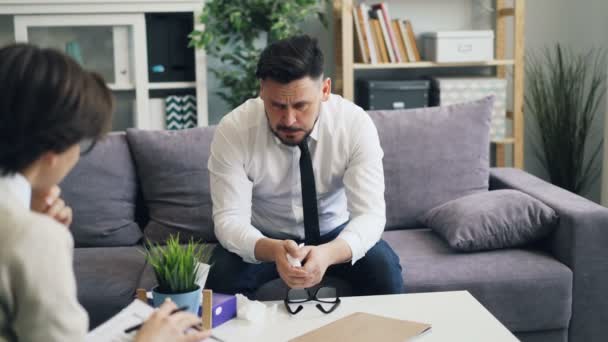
left=85, top=300, right=154, bottom=342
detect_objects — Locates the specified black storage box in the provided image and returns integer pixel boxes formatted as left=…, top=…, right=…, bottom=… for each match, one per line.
left=356, top=80, right=430, bottom=110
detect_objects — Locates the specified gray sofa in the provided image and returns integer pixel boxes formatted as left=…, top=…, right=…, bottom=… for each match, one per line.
left=60, top=103, right=608, bottom=342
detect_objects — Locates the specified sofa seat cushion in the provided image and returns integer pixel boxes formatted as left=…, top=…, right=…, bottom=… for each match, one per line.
left=383, top=229, right=572, bottom=333
left=73, top=246, right=157, bottom=328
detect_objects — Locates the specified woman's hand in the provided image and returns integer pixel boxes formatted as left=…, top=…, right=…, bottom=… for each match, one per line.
left=135, top=299, right=212, bottom=342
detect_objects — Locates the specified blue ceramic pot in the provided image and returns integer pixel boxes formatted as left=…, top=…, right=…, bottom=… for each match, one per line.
left=152, top=286, right=201, bottom=315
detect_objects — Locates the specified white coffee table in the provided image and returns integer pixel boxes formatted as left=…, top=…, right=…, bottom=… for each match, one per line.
left=212, top=291, right=517, bottom=342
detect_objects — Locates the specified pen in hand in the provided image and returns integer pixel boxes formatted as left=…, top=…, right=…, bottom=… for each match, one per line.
left=124, top=305, right=199, bottom=334
left=123, top=304, right=224, bottom=341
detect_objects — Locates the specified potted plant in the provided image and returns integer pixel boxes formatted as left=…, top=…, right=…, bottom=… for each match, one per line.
left=526, top=44, right=606, bottom=196
left=189, top=0, right=328, bottom=109
left=144, top=235, right=214, bottom=314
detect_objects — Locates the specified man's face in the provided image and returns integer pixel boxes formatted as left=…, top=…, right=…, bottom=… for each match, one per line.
left=260, top=76, right=331, bottom=146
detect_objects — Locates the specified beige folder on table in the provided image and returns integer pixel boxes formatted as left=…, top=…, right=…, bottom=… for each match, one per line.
left=289, top=312, right=431, bottom=342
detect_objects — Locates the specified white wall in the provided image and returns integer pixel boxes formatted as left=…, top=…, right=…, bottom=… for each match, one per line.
left=521, top=0, right=608, bottom=203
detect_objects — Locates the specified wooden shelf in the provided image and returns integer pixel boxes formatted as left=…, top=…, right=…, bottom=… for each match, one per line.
left=108, top=83, right=135, bottom=91
left=492, top=138, right=515, bottom=145
left=149, top=82, right=197, bottom=90
left=336, top=0, right=526, bottom=168
left=354, top=60, right=515, bottom=70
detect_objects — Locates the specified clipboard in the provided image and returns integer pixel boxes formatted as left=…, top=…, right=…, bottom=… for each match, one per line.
left=289, top=312, right=431, bottom=342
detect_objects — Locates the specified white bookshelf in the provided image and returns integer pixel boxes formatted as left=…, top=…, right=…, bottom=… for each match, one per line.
left=0, top=0, right=209, bottom=129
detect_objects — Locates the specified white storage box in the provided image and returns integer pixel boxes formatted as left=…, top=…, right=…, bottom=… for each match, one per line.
left=431, top=77, right=507, bottom=140
left=422, top=30, right=494, bottom=62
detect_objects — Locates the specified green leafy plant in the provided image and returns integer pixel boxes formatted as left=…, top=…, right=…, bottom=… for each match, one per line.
left=189, top=0, right=328, bottom=109
left=144, top=235, right=214, bottom=294
left=526, top=44, right=606, bottom=195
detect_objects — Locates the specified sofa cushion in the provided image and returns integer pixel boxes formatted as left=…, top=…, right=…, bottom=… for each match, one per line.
left=420, top=189, right=559, bottom=252
left=126, top=127, right=216, bottom=243
left=369, top=96, right=494, bottom=229
left=60, top=133, right=142, bottom=247
left=383, top=229, right=572, bottom=333
left=73, top=246, right=157, bottom=328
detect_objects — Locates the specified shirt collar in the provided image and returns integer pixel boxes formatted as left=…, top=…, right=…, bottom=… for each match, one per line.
left=0, top=173, right=32, bottom=208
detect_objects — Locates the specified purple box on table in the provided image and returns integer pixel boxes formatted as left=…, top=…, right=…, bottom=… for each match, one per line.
left=148, top=291, right=236, bottom=328
left=210, top=293, right=237, bottom=328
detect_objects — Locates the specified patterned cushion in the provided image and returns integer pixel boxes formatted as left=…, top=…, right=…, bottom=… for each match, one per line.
left=165, top=95, right=197, bottom=130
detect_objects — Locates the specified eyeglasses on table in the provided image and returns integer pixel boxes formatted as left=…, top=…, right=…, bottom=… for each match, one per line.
left=284, top=286, right=341, bottom=315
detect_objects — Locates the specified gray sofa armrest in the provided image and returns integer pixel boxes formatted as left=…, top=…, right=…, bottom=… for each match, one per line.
left=490, top=167, right=608, bottom=342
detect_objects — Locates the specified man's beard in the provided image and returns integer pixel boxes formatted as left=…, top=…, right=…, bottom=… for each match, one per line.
left=271, top=125, right=312, bottom=146
left=266, top=111, right=316, bottom=146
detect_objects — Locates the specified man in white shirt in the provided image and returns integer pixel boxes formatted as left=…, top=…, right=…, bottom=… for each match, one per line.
left=0, top=43, right=210, bottom=342
left=207, top=35, right=404, bottom=297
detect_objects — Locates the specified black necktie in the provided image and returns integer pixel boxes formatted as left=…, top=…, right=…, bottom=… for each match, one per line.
left=299, top=138, right=321, bottom=245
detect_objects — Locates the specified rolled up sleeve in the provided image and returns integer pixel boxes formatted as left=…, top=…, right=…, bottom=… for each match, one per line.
left=338, top=114, right=386, bottom=264
left=208, top=119, right=264, bottom=264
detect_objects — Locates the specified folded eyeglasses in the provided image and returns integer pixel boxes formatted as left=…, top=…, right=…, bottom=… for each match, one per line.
left=284, top=286, right=341, bottom=315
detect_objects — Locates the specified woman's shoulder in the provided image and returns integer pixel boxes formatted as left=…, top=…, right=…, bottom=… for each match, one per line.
left=0, top=205, right=73, bottom=261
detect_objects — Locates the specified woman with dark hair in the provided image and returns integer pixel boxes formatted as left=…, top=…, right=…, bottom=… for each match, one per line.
left=0, top=43, right=210, bottom=342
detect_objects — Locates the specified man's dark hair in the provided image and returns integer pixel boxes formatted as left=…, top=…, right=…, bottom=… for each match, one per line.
left=0, top=43, right=113, bottom=176
left=255, top=35, right=324, bottom=84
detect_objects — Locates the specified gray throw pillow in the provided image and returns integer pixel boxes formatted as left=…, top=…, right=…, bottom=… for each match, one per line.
left=60, top=133, right=142, bottom=247
left=419, top=189, right=559, bottom=252
left=368, top=96, right=494, bottom=229
left=126, top=127, right=216, bottom=243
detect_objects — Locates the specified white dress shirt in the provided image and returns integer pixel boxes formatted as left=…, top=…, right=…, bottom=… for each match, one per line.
left=208, top=94, right=386, bottom=264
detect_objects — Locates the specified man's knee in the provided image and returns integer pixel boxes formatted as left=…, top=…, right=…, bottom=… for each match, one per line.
left=206, top=245, right=278, bottom=296
left=206, top=246, right=251, bottom=291
left=354, top=240, right=404, bottom=294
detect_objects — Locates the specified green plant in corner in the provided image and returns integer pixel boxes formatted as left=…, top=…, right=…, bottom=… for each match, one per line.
left=189, top=0, right=328, bottom=109
left=526, top=44, right=606, bottom=196
left=144, top=234, right=214, bottom=294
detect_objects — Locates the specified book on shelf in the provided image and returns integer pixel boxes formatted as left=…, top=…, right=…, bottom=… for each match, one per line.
left=404, top=20, right=422, bottom=61
left=370, top=8, right=396, bottom=63
left=392, top=19, right=409, bottom=63
left=359, top=4, right=378, bottom=64
left=371, top=3, right=403, bottom=63
left=353, top=5, right=369, bottom=63
left=354, top=2, right=422, bottom=64
left=397, top=20, right=415, bottom=62
left=370, top=18, right=389, bottom=63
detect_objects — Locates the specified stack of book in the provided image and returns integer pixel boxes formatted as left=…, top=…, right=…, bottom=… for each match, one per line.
left=353, top=2, right=421, bottom=64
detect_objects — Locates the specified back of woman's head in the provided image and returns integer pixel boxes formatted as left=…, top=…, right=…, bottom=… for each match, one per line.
left=0, top=43, right=114, bottom=176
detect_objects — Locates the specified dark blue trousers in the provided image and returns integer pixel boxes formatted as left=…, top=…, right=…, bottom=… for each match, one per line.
left=206, top=223, right=405, bottom=298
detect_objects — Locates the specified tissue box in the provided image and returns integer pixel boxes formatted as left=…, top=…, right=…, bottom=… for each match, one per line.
left=422, top=30, right=494, bottom=62
left=430, top=77, right=507, bottom=140
left=209, top=293, right=237, bottom=328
